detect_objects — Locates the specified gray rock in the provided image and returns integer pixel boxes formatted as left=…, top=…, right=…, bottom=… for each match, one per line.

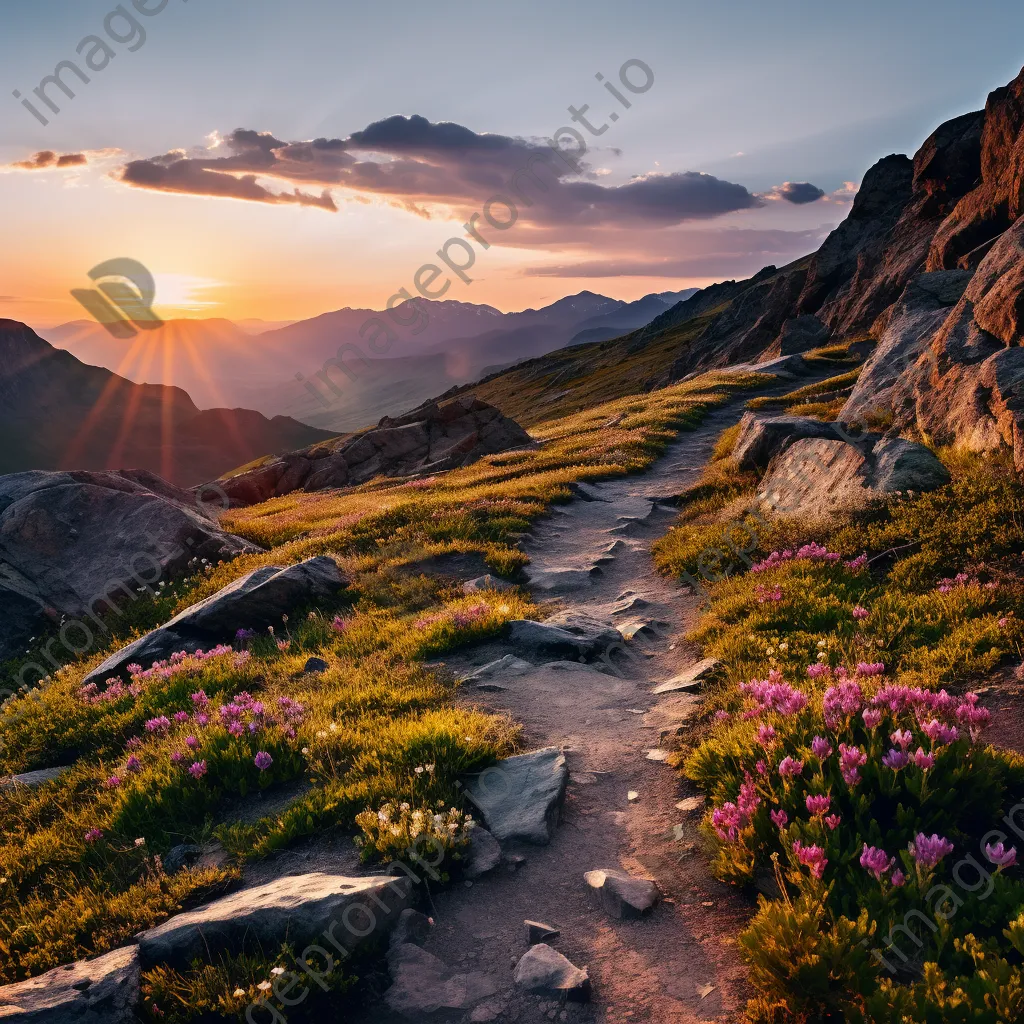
left=0, top=945, right=139, bottom=1022
left=82, top=556, right=343, bottom=685
left=464, top=656, right=533, bottom=685
left=389, top=909, right=432, bottom=950
left=584, top=868, right=660, bottom=919
left=463, top=827, right=502, bottom=879
left=385, top=943, right=499, bottom=1018
left=513, top=944, right=590, bottom=1002
left=759, top=436, right=949, bottom=522
left=302, top=656, right=329, bottom=674
left=138, top=871, right=411, bottom=970
left=651, top=658, right=720, bottom=695
left=463, top=748, right=568, bottom=845
left=0, top=470, right=260, bottom=665
left=525, top=920, right=561, bottom=945
left=507, top=612, right=620, bottom=662
left=523, top=566, right=594, bottom=595
left=0, top=766, right=71, bottom=793
left=776, top=314, right=829, bottom=355
left=217, top=394, right=533, bottom=505
left=161, top=843, right=202, bottom=875
left=462, top=575, right=514, bottom=594
left=732, top=413, right=844, bottom=471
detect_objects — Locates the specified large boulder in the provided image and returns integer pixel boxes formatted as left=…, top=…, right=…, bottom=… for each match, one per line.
left=759, top=436, right=950, bottom=522
left=81, top=556, right=343, bottom=685
left=215, top=395, right=533, bottom=505
left=463, top=747, right=568, bottom=845
left=0, top=945, right=140, bottom=1022
left=138, top=872, right=412, bottom=971
left=0, top=470, right=259, bottom=669
left=732, top=413, right=846, bottom=471
left=506, top=611, right=620, bottom=662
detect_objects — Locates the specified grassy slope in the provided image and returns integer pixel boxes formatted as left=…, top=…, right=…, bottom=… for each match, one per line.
left=652, top=420, right=1024, bottom=1020
left=0, top=368, right=768, bottom=996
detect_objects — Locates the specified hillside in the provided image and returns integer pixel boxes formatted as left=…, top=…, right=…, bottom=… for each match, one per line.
left=0, top=320, right=336, bottom=486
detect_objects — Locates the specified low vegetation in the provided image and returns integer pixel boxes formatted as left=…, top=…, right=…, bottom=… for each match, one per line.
left=656, top=435, right=1024, bottom=1021
left=0, top=369, right=766, bottom=1010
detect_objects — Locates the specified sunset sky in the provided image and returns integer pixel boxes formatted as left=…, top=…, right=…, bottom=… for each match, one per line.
left=4, top=0, right=1024, bottom=329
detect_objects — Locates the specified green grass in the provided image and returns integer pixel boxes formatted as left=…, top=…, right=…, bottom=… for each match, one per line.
left=0, top=368, right=769, bottom=991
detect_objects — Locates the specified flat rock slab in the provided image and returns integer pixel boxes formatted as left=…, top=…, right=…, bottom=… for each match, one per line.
left=464, top=656, right=533, bottom=685
left=523, top=567, right=594, bottom=595
left=584, top=868, right=661, bottom=919
left=463, top=827, right=502, bottom=879
left=507, top=613, right=620, bottom=662
left=0, top=945, right=140, bottom=1022
left=652, top=657, right=720, bottom=694
left=0, top=766, right=71, bottom=793
left=83, top=556, right=344, bottom=685
left=385, top=943, right=498, bottom=1018
left=525, top=920, right=561, bottom=945
left=138, top=871, right=411, bottom=970
left=463, top=748, right=568, bottom=845
left=513, top=943, right=590, bottom=1002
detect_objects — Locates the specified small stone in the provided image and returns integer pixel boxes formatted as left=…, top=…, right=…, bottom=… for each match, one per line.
left=651, top=658, right=719, bottom=694
left=505, top=853, right=527, bottom=872
left=390, top=909, right=432, bottom=949
left=676, top=796, right=705, bottom=813
left=302, top=656, right=329, bottom=674
left=645, top=749, right=670, bottom=762
left=464, top=827, right=502, bottom=879
left=697, top=983, right=716, bottom=999
left=513, top=944, right=590, bottom=1002
left=525, top=920, right=560, bottom=945
left=162, top=843, right=203, bottom=875
left=627, top=791, right=639, bottom=802
left=584, top=868, right=660, bottom=919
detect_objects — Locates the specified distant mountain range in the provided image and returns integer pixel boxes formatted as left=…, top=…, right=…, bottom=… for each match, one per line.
left=0, top=320, right=335, bottom=487
left=40, top=289, right=696, bottom=433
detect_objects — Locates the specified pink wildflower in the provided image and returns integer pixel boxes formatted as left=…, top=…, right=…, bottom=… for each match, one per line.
left=105, top=775, right=121, bottom=789
left=846, top=553, right=868, bottom=571
left=920, top=719, right=959, bottom=746
left=811, top=735, right=832, bottom=759
left=144, top=716, right=171, bottom=734
left=770, top=809, right=788, bottom=828
left=909, top=833, right=954, bottom=870
left=124, top=755, right=142, bottom=774
left=860, top=844, right=895, bottom=880
left=824, top=814, right=841, bottom=830
left=254, top=751, right=273, bottom=771
left=984, top=843, right=1017, bottom=870
left=881, top=748, right=909, bottom=770
left=856, top=662, right=886, bottom=677
left=778, top=756, right=803, bottom=779
left=891, top=869, right=906, bottom=887
left=714, top=710, right=731, bottom=721
left=755, top=759, right=768, bottom=775
left=852, top=605, right=869, bottom=620
left=185, top=735, right=200, bottom=750
left=805, top=794, right=831, bottom=816
left=757, top=724, right=776, bottom=745
left=807, top=662, right=830, bottom=678
left=839, top=743, right=867, bottom=785
left=912, top=748, right=935, bottom=771
left=862, top=708, right=883, bottom=729
left=84, top=828, right=104, bottom=843
left=890, top=728, right=913, bottom=749
left=823, top=681, right=864, bottom=729
left=188, top=760, right=207, bottom=779
left=190, top=690, right=210, bottom=710
left=712, top=802, right=743, bottom=842
left=170, top=751, right=184, bottom=765
left=792, top=840, right=828, bottom=879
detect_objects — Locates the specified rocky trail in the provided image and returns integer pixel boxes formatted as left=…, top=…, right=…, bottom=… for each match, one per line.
left=355, top=388, right=815, bottom=1024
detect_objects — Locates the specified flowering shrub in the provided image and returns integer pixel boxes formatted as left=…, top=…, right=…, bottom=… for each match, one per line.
left=354, top=801, right=475, bottom=878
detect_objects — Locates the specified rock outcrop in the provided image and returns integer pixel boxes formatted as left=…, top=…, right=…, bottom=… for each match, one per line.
left=138, top=872, right=412, bottom=970
left=82, top=556, right=344, bottom=685
left=0, top=470, right=259, bottom=668
left=0, top=945, right=140, bottom=1022
left=759, top=436, right=950, bottom=522
left=214, top=395, right=533, bottom=506
left=732, top=413, right=846, bottom=471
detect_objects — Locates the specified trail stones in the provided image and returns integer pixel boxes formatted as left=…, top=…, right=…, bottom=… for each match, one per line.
left=525, top=920, right=561, bottom=945
left=676, top=796, right=706, bottom=814
left=507, top=613, right=620, bottom=662
left=465, top=656, right=533, bottom=687
left=652, top=658, right=720, bottom=694
left=138, top=872, right=411, bottom=970
left=0, top=945, right=140, bottom=1022
left=385, top=942, right=499, bottom=1018
left=463, top=827, right=502, bottom=879
left=390, top=909, right=432, bottom=949
left=463, top=748, right=568, bottom=845
left=584, top=868, right=661, bottom=919
left=83, top=556, right=344, bottom=685
left=513, top=944, right=591, bottom=1001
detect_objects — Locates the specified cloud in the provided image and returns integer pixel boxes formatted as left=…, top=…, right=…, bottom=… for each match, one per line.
left=762, top=181, right=826, bottom=204
left=10, top=150, right=87, bottom=170
left=114, top=117, right=762, bottom=226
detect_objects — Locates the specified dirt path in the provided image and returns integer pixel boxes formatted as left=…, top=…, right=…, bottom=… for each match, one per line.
left=362, top=395, right=783, bottom=1024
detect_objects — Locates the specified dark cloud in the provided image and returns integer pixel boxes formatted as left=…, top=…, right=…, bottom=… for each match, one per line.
left=765, top=181, right=826, bottom=204
left=116, top=117, right=762, bottom=226
left=11, top=150, right=87, bottom=170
